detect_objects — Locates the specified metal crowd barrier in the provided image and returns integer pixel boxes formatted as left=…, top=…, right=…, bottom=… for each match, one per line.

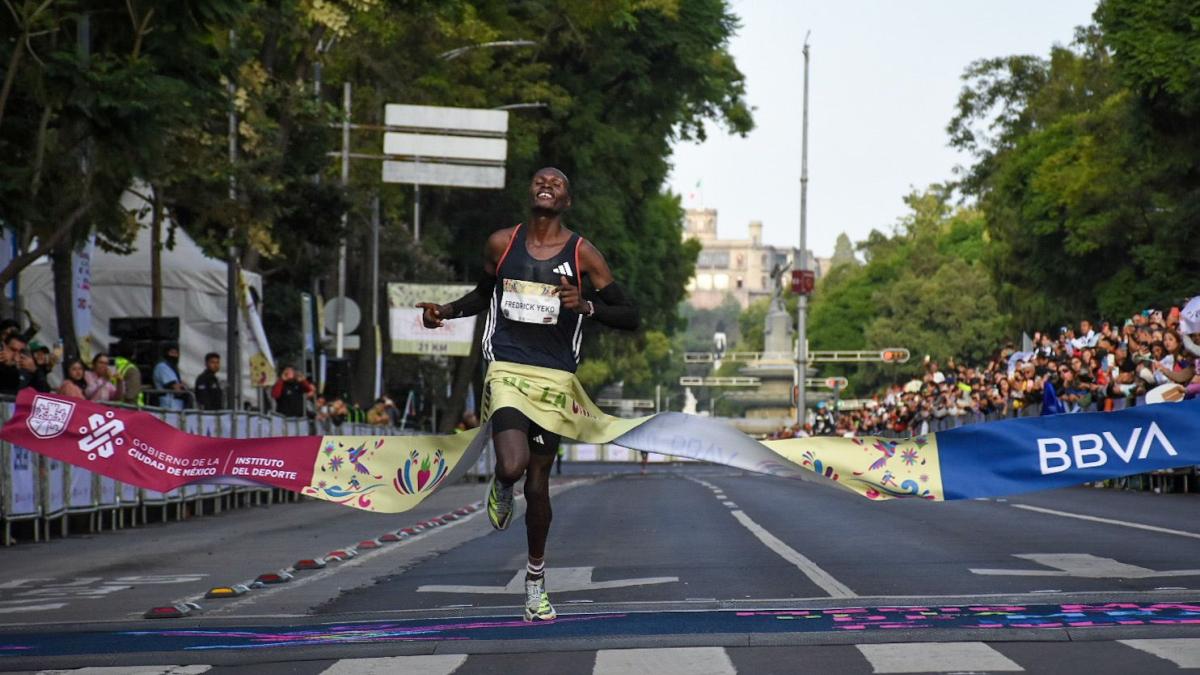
left=0, top=397, right=417, bottom=546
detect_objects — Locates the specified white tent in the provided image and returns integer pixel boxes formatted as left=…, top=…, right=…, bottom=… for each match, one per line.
left=20, top=193, right=264, bottom=403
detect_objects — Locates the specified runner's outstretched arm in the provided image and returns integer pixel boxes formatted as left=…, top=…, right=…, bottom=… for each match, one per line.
left=417, top=228, right=512, bottom=328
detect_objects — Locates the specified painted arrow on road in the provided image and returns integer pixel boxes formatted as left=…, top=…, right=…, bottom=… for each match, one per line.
left=971, top=553, right=1200, bottom=579
left=417, top=567, right=679, bottom=594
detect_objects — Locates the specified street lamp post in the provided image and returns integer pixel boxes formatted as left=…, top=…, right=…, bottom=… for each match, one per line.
left=795, top=33, right=811, bottom=427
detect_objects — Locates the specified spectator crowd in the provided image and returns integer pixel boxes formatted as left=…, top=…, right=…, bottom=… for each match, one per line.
left=0, top=320, right=410, bottom=431
left=772, top=305, right=1200, bottom=439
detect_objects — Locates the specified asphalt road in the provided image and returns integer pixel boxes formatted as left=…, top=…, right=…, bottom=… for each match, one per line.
left=4, top=462, right=1200, bottom=673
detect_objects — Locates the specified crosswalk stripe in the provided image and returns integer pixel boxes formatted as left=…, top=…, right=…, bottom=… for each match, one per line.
left=318, top=655, right=468, bottom=674
left=37, top=662, right=211, bottom=667
left=857, top=642, right=1023, bottom=673
left=43, top=639, right=1200, bottom=674
left=594, top=647, right=735, bottom=675
left=1120, top=638, right=1200, bottom=668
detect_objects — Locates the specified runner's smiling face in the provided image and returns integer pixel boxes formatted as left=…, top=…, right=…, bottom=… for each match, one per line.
left=530, top=169, right=571, bottom=213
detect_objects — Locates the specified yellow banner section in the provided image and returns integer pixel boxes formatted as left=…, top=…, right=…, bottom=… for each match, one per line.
left=481, top=361, right=945, bottom=501
left=480, top=361, right=647, bottom=442
left=302, top=428, right=483, bottom=513
left=764, top=435, right=944, bottom=500
left=297, top=361, right=944, bottom=513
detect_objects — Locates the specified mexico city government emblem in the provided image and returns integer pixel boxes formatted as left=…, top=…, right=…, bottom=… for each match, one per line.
left=27, top=395, right=76, bottom=439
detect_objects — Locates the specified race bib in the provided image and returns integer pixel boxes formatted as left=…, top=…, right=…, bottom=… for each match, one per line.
left=501, top=279, right=561, bottom=325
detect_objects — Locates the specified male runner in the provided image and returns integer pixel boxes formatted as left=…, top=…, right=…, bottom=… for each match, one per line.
left=417, top=167, right=639, bottom=621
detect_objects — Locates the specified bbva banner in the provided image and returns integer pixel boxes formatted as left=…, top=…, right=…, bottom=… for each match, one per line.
left=1, top=377, right=1197, bottom=513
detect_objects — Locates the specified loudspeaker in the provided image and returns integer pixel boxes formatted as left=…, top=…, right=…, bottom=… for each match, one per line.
left=324, top=358, right=353, bottom=400
left=109, top=317, right=180, bottom=341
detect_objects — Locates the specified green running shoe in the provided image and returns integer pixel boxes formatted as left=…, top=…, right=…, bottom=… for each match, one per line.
left=485, top=475, right=514, bottom=531
left=524, top=575, right=557, bottom=622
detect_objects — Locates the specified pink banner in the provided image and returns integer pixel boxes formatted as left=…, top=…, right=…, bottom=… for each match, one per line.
left=1, top=390, right=318, bottom=494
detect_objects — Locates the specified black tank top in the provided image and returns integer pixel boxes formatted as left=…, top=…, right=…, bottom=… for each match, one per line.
left=484, top=225, right=585, bottom=373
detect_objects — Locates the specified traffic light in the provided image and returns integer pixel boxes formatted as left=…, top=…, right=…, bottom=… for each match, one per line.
left=879, top=348, right=910, bottom=363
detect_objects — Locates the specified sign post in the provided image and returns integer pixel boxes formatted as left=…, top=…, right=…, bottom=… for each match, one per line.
left=388, top=284, right=478, bottom=356
left=381, top=104, right=510, bottom=242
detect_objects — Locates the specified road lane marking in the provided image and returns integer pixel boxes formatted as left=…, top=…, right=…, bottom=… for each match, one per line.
left=594, top=647, right=735, bottom=675
left=730, top=509, right=856, bottom=598
left=194, top=478, right=597, bottom=614
left=686, top=476, right=855, bottom=598
left=319, top=654, right=467, bottom=675
left=857, top=642, right=1023, bottom=673
left=1012, top=503, right=1200, bottom=541
left=1120, top=639, right=1200, bottom=668
left=0, top=603, right=66, bottom=613
left=417, top=566, right=678, bottom=594
left=971, top=553, right=1200, bottom=579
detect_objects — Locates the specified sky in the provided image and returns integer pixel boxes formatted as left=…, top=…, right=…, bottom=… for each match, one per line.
left=667, top=0, right=1100, bottom=258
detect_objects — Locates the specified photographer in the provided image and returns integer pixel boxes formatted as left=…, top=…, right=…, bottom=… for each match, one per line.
left=271, top=366, right=314, bottom=418
left=28, top=341, right=58, bottom=393
left=0, top=333, right=37, bottom=395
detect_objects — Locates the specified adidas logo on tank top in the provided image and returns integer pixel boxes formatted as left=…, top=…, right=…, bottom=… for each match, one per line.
left=483, top=225, right=586, bottom=373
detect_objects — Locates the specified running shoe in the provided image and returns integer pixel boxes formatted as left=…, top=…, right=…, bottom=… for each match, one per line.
left=485, top=475, right=514, bottom=531
left=524, top=575, right=557, bottom=622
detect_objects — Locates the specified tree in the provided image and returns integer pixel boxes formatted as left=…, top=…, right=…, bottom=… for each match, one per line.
left=805, top=188, right=1009, bottom=393
left=331, top=0, right=752, bottom=421
left=829, top=232, right=858, bottom=268
left=0, top=1, right=247, bottom=356
left=949, top=16, right=1200, bottom=326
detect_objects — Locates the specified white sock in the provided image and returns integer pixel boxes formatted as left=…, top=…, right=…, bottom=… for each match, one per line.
left=527, top=559, right=545, bottom=579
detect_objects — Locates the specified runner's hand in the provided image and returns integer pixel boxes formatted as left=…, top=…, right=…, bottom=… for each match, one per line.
left=557, top=276, right=584, bottom=312
left=416, top=302, right=448, bottom=329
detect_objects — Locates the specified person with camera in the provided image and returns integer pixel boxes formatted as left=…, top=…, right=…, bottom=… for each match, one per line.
left=27, top=341, right=57, bottom=393
left=271, top=366, right=314, bottom=418
left=0, top=333, right=37, bottom=396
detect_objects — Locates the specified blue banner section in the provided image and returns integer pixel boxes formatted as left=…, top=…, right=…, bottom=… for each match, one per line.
left=937, top=399, right=1200, bottom=500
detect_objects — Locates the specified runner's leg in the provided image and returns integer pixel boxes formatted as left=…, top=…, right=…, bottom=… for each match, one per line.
left=486, top=408, right=532, bottom=531
left=524, top=428, right=559, bottom=563
left=491, top=407, right=532, bottom=486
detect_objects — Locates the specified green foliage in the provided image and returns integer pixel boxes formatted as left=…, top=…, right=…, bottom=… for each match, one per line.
left=830, top=232, right=858, bottom=268
left=679, top=293, right=742, bottom=351
left=0, top=0, right=750, bottom=403
left=806, top=188, right=1010, bottom=393
left=0, top=1, right=250, bottom=277
left=951, top=13, right=1200, bottom=327
left=371, top=0, right=752, bottom=398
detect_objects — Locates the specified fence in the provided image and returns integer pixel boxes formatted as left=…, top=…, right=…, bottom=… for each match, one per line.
left=3, top=393, right=1190, bottom=545
left=0, top=398, right=417, bottom=546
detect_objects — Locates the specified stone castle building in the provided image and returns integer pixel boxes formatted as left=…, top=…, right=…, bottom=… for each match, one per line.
left=683, top=208, right=829, bottom=310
